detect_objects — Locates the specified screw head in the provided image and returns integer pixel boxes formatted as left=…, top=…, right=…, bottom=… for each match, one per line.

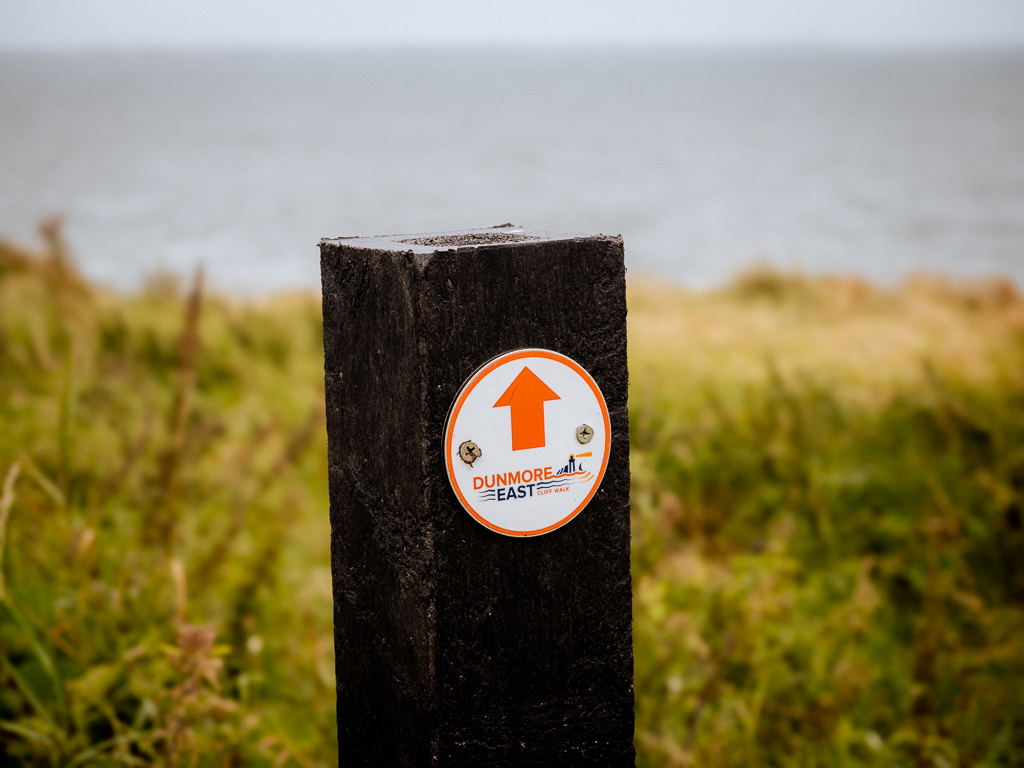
left=459, top=441, right=481, bottom=465
left=576, top=424, right=594, bottom=444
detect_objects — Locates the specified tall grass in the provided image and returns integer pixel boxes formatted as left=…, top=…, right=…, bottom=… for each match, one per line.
left=629, top=270, right=1024, bottom=767
left=0, top=228, right=333, bottom=766
left=1, top=231, right=1022, bottom=766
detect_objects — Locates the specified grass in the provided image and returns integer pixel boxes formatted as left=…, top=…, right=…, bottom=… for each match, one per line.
left=0, top=228, right=332, bottom=766
left=1, top=228, right=1023, bottom=766
left=629, top=270, right=1024, bottom=767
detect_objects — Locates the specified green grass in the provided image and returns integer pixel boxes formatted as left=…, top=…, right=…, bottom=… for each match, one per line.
left=0, top=230, right=333, bottom=766
left=629, top=272, right=1024, bottom=767
left=2, top=229, right=1023, bottom=766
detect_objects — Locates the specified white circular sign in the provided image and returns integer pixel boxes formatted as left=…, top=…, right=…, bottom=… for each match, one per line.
left=444, top=349, right=611, bottom=537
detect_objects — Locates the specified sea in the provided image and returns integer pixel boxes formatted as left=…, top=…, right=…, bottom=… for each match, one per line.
left=1, top=48, right=1023, bottom=293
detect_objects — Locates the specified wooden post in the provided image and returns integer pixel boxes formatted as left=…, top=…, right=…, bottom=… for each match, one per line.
left=320, top=226, right=633, bottom=767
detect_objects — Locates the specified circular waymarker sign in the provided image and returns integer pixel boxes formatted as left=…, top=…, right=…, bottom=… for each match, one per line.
left=444, top=348, right=611, bottom=537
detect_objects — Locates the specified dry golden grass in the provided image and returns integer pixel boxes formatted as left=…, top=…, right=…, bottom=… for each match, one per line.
left=628, top=268, right=1024, bottom=403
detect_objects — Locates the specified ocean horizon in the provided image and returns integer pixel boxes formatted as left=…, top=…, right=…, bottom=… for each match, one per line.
left=2, top=47, right=1023, bottom=293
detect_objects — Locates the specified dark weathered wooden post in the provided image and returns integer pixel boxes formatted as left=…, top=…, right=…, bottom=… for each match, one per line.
left=320, top=226, right=633, bottom=767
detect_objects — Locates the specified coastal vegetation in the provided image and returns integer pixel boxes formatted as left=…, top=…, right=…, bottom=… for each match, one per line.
left=1, top=228, right=1022, bottom=766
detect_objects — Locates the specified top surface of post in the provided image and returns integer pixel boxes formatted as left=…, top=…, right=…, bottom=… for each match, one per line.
left=320, top=224, right=605, bottom=255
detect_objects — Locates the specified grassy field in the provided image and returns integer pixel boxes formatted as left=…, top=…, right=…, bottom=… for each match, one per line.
left=1, top=228, right=1023, bottom=766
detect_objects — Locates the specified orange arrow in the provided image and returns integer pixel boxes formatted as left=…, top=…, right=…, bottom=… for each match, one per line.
left=493, top=367, right=561, bottom=451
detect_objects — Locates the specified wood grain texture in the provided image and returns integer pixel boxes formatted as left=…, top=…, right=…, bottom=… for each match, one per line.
left=320, top=229, right=633, bottom=767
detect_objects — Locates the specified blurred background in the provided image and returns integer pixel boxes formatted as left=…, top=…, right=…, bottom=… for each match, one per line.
left=2, top=2, right=1024, bottom=767
left=2, top=0, right=1024, bottom=291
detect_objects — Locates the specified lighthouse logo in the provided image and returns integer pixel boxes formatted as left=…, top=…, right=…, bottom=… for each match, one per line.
left=444, top=349, right=611, bottom=537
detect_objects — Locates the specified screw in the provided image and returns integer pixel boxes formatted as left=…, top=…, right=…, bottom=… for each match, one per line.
left=576, top=424, right=594, bottom=444
left=459, top=441, right=481, bottom=465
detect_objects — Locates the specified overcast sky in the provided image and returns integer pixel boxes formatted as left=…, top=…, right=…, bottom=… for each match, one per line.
left=2, top=0, right=1024, bottom=50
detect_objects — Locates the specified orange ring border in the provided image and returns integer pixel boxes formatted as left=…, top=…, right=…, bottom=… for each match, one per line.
left=443, top=348, right=612, bottom=537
